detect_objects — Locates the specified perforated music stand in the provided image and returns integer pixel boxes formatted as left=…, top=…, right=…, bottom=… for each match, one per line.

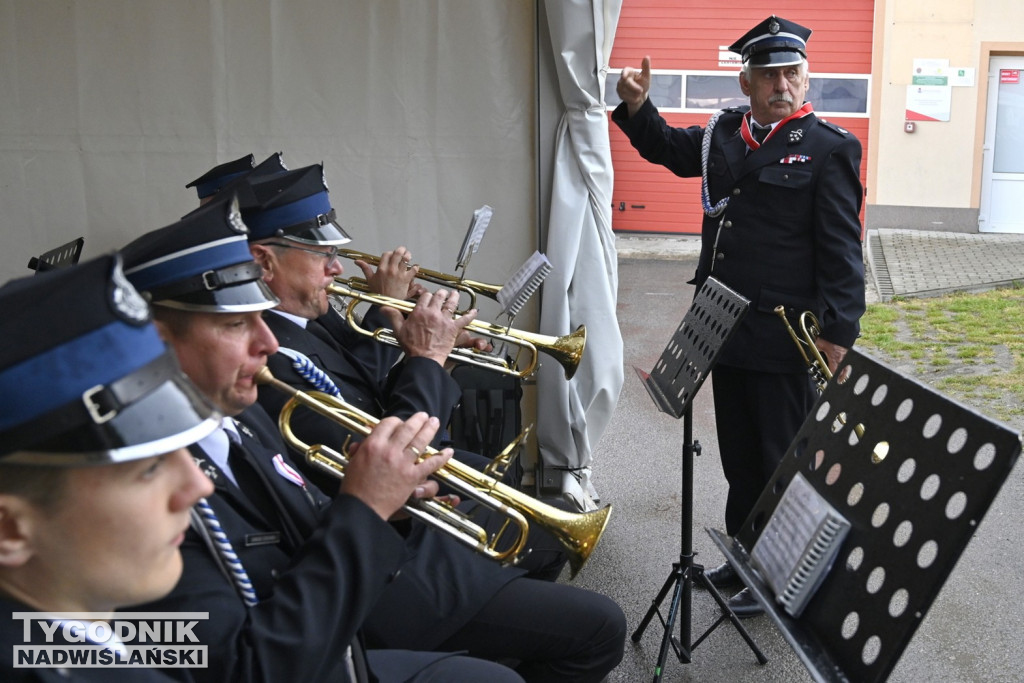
left=631, top=277, right=767, bottom=681
left=709, top=348, right=1022, bottom=682
left=27, top=237, right=85, bottom=273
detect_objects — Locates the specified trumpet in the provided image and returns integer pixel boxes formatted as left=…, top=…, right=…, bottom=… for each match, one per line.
left=256, top=367, right=611, bottom=578
left=338, top=249, right=501, bottom=313
left=773, top=306, right=830, bottom=392
left=774, top=306, right=865, bottom=439
left=328, top=282, right=585, bottom=380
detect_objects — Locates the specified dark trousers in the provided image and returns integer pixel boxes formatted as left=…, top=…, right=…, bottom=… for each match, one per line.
left=435, top=578, right=626, bottom=683
left=711, top=365, right=816, bottom=535
left=367, top=650, right=525, bottom=682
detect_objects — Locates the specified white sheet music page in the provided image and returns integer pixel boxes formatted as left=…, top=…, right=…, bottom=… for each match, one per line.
left=750, top=472, right=850, bottom=617
left=497, top=251, right=552, bottom=318
left=455, top=205, right=493, bottom=270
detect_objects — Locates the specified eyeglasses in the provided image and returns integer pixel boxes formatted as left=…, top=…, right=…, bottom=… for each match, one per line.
left=266, top=242, right=341, bottom=267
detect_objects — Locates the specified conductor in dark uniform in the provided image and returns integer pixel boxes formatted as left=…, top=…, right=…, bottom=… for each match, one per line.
left=612, top=15, right=865, bottom=616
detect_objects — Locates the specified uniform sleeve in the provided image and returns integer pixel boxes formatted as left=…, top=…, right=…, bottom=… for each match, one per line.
left=813, top=134, right=866, bottom=348
left=611, top=99, right=704, bottom=178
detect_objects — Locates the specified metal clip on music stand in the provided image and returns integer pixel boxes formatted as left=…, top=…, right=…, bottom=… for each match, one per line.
left=709, top=348, right=1022, bottom=682
left=631, top=277, right=767, bottom=681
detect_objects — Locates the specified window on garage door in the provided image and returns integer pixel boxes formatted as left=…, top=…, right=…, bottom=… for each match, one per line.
left=605, top=70, right=869, bottom=117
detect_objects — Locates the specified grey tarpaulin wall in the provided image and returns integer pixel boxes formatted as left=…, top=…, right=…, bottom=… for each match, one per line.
left=0, top=2, right=536, bottom=294
left=536, top=0, right=624, bottom=504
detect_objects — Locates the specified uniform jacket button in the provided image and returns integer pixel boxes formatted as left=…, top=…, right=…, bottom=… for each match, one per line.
left=716, top=252, right=725, bottom=261
left=388, top=569, right=402, bottom=582
left=723, top=220, right=732, bottom=228
left=731, top=187, right=741, bottom=196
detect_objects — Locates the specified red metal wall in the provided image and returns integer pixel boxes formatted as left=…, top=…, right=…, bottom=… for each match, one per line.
left=610, top=1, right=874, bottom=234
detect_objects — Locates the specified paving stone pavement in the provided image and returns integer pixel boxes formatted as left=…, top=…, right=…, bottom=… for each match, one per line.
left=867, top=229, right=1024, bottom=301
left=615, top=228, right=1024, bottom=303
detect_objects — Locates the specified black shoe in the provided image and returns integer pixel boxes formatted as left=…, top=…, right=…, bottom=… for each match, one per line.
left=726, top=588, right=763, bottom=618
left=702, top=562, right=742, bottom=589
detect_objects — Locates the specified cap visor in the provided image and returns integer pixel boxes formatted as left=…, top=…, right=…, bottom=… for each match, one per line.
left=156, top=280, right=280, bottom=313
left=286, top=220, right=352, bottom=246
left=4, top=372, right=220, bottom=466
left=747, top=49, right=805, bottom=68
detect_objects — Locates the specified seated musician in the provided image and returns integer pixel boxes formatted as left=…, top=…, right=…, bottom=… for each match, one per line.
left=0, top=254, right=219, bottom=682
left=125, top=184, right=626, bottom=680
left=120, top=194, right=525, bottom=683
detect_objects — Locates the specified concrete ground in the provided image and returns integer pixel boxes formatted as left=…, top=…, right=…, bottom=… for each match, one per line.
left=564, top=232, right=1024, bottom=682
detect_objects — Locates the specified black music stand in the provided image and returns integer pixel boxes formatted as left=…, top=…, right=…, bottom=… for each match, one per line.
left=709, top=348, right=1022, bottom=682
left=631, top=277, right=767, bottom=681
left=27, top=237, right=85, bottom=273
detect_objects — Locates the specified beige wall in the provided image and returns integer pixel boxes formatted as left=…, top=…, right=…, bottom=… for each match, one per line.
left=870, top=0, right=1024, bottom=216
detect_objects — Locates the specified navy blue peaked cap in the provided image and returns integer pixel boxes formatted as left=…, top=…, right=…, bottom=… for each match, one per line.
left=122, top=193, right=279, bottom=313
left=251, top=152, right=289, bottom=177
left=729, top=15, right=811, bottom=68
left=186, top=153, right=256, bottom=200
left=242, top=163, right=351, bottom=246
left=0, top=254, right=220, bottom=464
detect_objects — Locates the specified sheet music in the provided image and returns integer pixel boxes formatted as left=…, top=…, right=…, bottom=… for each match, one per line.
left=751, top=472, right=850, bottom=617
left=497, top=251, right=552, bottom=318
left=455, top=205, right=493, bottom=270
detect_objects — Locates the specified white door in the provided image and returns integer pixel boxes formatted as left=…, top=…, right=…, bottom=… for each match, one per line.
left=980, top=56, right=1024, bottom=233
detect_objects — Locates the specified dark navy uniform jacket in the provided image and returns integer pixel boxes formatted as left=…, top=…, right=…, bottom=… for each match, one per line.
left=129, top=404, right=412, bottom=683
left=612, top=99, right=865, bottom=373
left=255, top=312, right=526, bottom=651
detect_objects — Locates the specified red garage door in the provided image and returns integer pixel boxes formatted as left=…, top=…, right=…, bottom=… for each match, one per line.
left=608, top=1, right=873, bottom=235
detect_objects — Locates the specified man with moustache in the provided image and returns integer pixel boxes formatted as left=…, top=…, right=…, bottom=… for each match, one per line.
left=612, top=15, right=865, bottom=617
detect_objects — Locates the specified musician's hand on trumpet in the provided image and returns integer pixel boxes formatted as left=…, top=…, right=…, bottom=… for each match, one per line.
left=381, top=288, right=479, bottom=367
left=814, top=337, right=848, bottom=376
left=342, top=411, right=454, bottom=521
left=353, top=246, right=427, bottom=300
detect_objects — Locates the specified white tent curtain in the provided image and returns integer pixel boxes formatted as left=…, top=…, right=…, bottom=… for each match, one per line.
left=537, top=0, right=624, bottom=507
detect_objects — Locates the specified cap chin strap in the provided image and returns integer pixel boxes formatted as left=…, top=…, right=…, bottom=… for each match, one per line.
left=147, top=262, right=264, bottom=301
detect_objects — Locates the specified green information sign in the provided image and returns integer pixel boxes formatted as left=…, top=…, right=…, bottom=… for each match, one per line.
left=912, top=75, right=948, bottom=86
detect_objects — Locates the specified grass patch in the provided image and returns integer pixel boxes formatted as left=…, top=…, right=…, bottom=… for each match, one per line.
left=858, top=286, right=1024, bottom=427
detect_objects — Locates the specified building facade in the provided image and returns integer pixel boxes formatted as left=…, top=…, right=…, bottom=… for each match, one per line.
left=608, top=0, right=1024, bottom=235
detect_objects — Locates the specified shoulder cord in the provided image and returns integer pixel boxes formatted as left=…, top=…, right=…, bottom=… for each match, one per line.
left=189, top=499, right=260, bottom=607
left=701, top=109, right=729, bottom=217
left=277, top=347, right=343, bottom=398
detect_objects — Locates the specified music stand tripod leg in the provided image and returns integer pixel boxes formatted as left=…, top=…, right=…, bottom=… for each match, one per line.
left=631, top=404, right=766, bottom=681
left=690, top=568, right=768, bottom=663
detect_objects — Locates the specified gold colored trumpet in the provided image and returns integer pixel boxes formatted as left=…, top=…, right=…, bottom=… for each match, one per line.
left=774, top=306, right=830, bottom=393
left=256, top=367, right=611, bottom=579
left=328, top=282, right=586, bottom=380
left=338, top=249, right=501, bottom=313
left=774, top=306, right=865, bottom=440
